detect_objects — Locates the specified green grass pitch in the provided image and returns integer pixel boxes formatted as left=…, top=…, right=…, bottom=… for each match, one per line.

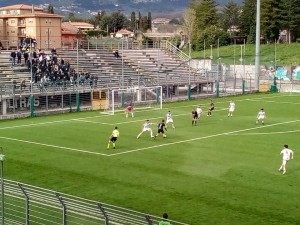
left=0, top=93, right=299, bottom=225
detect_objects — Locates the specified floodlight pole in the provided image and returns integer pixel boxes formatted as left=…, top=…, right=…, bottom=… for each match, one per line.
left=0, top=147, right=5, bottom=225
left=254, top=0, right=261, bottom=90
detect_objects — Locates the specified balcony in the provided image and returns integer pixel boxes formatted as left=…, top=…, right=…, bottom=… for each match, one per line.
left=18, top=33, right=26, bottom=37
left=18, top=22, right=26, bottom=27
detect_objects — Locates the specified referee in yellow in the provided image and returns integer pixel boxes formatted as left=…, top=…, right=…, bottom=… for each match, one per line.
left=107, top=126, right=119, bottom=149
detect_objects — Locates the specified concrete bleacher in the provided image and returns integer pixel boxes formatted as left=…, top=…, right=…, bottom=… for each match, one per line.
left=0, top=51, right=31, bottom=88
left=121, top=49, right=206, bottom=85
left=57, top=49, right=151, bottom=87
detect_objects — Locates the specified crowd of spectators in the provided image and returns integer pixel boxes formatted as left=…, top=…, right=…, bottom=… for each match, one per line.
left=10, top=46, right=98, bottom=91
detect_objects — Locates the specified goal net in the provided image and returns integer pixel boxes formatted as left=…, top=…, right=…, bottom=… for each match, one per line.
left=102, top=86, right=163, bottom=115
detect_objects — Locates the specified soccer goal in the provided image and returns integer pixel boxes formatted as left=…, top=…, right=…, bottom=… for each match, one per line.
left=101, top=86, right=163, bottom=115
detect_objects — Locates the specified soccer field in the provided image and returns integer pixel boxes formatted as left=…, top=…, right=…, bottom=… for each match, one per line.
left=0, top=93, right=299, bottom=225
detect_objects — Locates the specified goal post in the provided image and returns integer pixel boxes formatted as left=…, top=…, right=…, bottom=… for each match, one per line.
left=102, top=86, right=163, bottom=115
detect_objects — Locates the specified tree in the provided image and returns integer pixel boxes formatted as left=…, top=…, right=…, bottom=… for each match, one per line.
left=239, top=0, right=256, bottom=43
left=147, top=12, right=152, bottom=30
left=47, top=4, right=54, bottom=14
left=99, top=11, right=129, bottom=33
left=140, top=16, right=149, bottom=32
left=190, top=0, right=218, bottom=32
left=261, top=0, right=281, bottom=42
left=130, top=12, right=136, bottom=30
left=220, top=0, right=240, bottom=35
left=68, top=13, right=76, bottom=21
left=280, top=0, right=300, bottom=42
left=182, top=8, right=196, bottom=54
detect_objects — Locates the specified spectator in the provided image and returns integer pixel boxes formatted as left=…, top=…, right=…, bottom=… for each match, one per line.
left=23, top=51, right=29, bottom=65
left=20, top=79, right=26, bottom=91
left=10, top=50, right=17, bottom=66
left=113, top=50, right=120, bottom=58
left=159, top=213, right=171, bottom=225
left=17, top=50, right=22, bottom=65
left=32, top=38, right=37, bottom=48
left=0, top=41, right=2, bottom=50
left=51, top=47, right=57, bottom=56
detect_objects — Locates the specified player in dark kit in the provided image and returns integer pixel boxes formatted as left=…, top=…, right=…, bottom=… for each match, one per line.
left=192, top=109, right=198, bottom=126
left=155, top=119, right=167, bottom=138
left=207, top=100, right=215, bottom=116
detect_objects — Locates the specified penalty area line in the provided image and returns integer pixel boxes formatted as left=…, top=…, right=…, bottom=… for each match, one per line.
left=107, top=119, right=300, bottom=157
left=0, top=136, right=109, bottom=156
left=227, top=129, right=300, bottom=135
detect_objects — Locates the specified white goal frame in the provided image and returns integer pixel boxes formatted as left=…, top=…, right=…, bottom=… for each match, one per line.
left=102, top=86, right=163, bottom=115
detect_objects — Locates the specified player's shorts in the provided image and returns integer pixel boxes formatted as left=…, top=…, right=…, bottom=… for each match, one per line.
left=166, top=118, right=173, bottom=123
left=110, top=137, right=117, bottom=142
left=282, top=159, right=289, bottom=165
left=229, top=107, right=235, bottom=112
left=157, top=129, right=164, bottom=134
left=193, top=115, right=198, bottom=119
left=126, top=107, right=133, bottom=112
left=258, top=116, right=265, bottom=120
left=142, top=128, right=152, bottom=132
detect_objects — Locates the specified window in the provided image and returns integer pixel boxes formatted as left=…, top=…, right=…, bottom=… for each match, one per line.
left=11, top=19, right=15, bottom=24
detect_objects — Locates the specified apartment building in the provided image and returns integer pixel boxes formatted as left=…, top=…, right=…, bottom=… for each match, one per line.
left=0, top=4, right=63, bottom=49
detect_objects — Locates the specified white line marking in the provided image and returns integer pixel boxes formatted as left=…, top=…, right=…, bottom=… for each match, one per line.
left=228, top=129, right=300, bottom=135
left=245, top=99, right=300, bottom=105
left=0, top=136, right=108, bottom=156
left=0, top=94, right=286, bottom=131
left=73, top=108, right=229, bottom=125
left=2, top=119, right=299, bottom=157
left=107, top=119, right=300, bottom=156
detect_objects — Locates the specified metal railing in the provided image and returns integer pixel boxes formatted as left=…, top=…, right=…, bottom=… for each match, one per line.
left=0, top=179, right=190, bottom=225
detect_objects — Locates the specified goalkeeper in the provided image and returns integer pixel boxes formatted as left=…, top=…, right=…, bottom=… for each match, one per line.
left=107, top=127, right=119, bottom=149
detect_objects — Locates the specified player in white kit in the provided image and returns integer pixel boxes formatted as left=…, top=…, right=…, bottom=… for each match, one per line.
left=278, top=144, right=294, bottom=174
left=137, top=120, right=154, bottom=138
left=166, top=111, right=175, bottom=128
left=256, top=108, right=266, bottom=124
left=228, top=101, right=235, bottom=117
left=196, top=106, right=203, bottom=119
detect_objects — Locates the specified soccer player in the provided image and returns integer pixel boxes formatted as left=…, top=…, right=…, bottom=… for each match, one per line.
left=155, top=119, right=167, bottom=138
left=256, top=108, right=266, bottom=124
left=228, top=100, right=235, bottom=117
left=166, top=111, right=175, bottom=128
left=107, top=126, right=119, bottom=150
left=125, top=104, right=134, bottom=118
left=192, top=109, right=198, bottom=126
left=196, top=105, right=203, bottom=119
left=137, top=120, right=154, bottom=138
left=207, top=100, right=214, bottom=116
left=278, top=144, right=294, bottom=174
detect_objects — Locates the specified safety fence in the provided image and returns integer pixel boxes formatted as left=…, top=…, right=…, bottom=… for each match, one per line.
left=0, top=179, right=189, bottom=225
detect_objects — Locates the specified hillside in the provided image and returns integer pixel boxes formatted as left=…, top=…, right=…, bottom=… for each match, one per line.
left=0, top=0, right=243, bottom=15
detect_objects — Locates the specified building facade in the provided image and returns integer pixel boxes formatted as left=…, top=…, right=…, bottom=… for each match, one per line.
left=0, top=4, right=63, bottom=50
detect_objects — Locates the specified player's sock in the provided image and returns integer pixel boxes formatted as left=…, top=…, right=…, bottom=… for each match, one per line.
left=131, top=113, right=134, bottom=117
left=283, top=170, right=286, bottom=174
left=107, top=143, right=110, bottom=149
left=113, top=143, right=115, bottom=149
left=172, top=125, right=175, bottom=128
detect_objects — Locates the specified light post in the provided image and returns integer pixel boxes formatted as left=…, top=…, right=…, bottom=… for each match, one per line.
left=240, top=45, right=243, bottom=65
left=210, top=45, right=213, bottom=60
left=0, top=147, right=5, bottom=225
left=254, top=0, right=261, bottom=90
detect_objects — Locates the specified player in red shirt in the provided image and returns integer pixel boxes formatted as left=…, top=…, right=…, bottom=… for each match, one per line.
left=125, top=105, right=134, bottom=118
